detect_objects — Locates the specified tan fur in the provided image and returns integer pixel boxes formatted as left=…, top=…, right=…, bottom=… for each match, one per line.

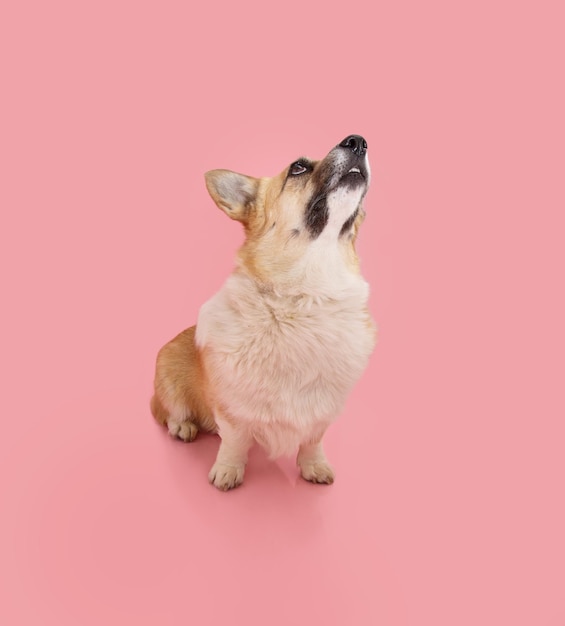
left=151, top=327, right=215, bottom=435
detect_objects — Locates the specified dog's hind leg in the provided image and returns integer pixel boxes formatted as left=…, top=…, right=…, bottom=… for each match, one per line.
left=150, top=391, right=199, bottom=441
left=151, top=326, right=215, bottom=442
left=166, top=409, right=200, bottom=443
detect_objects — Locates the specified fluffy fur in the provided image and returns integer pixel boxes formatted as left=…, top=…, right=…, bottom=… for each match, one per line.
left=151, top=135, right=376, bottom=490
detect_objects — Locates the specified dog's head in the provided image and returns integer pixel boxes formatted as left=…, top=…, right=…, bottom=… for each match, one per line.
left=205, top=135, right=370, bottom=286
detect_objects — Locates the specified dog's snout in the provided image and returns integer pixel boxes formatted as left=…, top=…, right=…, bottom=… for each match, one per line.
left=339, top=135, right=367, bottom=157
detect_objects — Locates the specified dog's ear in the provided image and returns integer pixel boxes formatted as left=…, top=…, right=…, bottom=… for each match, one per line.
left=205, top=170, right=260, bottom=222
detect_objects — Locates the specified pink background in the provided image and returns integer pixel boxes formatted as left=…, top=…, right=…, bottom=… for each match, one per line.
left=1, top=1, right=564, bottom=624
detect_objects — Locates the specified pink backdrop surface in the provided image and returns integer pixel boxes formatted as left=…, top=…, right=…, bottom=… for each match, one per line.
left=1, top=1, right=564, bottom=625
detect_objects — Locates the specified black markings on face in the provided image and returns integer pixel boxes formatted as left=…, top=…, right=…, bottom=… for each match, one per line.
left=303, top=162, right=335, bottom=239
left=304, top=196, right=329, bottom=238
left=339, top=208, right=359, bottom=237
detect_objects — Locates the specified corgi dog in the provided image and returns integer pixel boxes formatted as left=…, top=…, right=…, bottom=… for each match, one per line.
left=151, top=135, right=376, bottom=490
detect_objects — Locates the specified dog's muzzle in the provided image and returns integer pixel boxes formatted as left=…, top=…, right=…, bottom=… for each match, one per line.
left=331, top=134, right=369, bottom=186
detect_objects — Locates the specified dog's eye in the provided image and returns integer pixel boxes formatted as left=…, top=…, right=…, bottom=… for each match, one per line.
left=289, top=161, right=308, bottom=176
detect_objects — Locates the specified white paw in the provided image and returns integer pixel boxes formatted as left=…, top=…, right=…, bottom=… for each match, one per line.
left=208, top=462, right=245, bottom=491
left=167, top=419, right=198, bottom=442
left=299, top=461, right=335, bottom=485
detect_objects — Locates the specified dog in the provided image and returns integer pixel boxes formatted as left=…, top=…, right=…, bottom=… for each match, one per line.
left=150, top=135, right=376, bottom=490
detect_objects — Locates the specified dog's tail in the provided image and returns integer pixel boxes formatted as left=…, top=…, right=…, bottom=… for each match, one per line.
left=150, top=393, right=168, bottom=426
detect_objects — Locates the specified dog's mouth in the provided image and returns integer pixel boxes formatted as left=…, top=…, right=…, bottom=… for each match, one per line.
left=344, top=166, right=364, bottom=178
left=338, top=164, right=367, bottom=186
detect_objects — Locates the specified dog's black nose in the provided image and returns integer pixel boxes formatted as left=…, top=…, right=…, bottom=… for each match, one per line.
left=339, top=135, right=367, bottom=157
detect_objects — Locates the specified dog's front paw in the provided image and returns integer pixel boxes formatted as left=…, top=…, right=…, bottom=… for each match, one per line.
left=299, top=461, right=335, bottom=485
left=208, top=462, right=245, bottom=491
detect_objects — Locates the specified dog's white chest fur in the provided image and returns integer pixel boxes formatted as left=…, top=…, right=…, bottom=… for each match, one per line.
left=195, top=250, right=375, bottom=457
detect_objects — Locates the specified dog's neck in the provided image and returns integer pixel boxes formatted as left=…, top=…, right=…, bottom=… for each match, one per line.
left=235, top=238, right=364, bottom=299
